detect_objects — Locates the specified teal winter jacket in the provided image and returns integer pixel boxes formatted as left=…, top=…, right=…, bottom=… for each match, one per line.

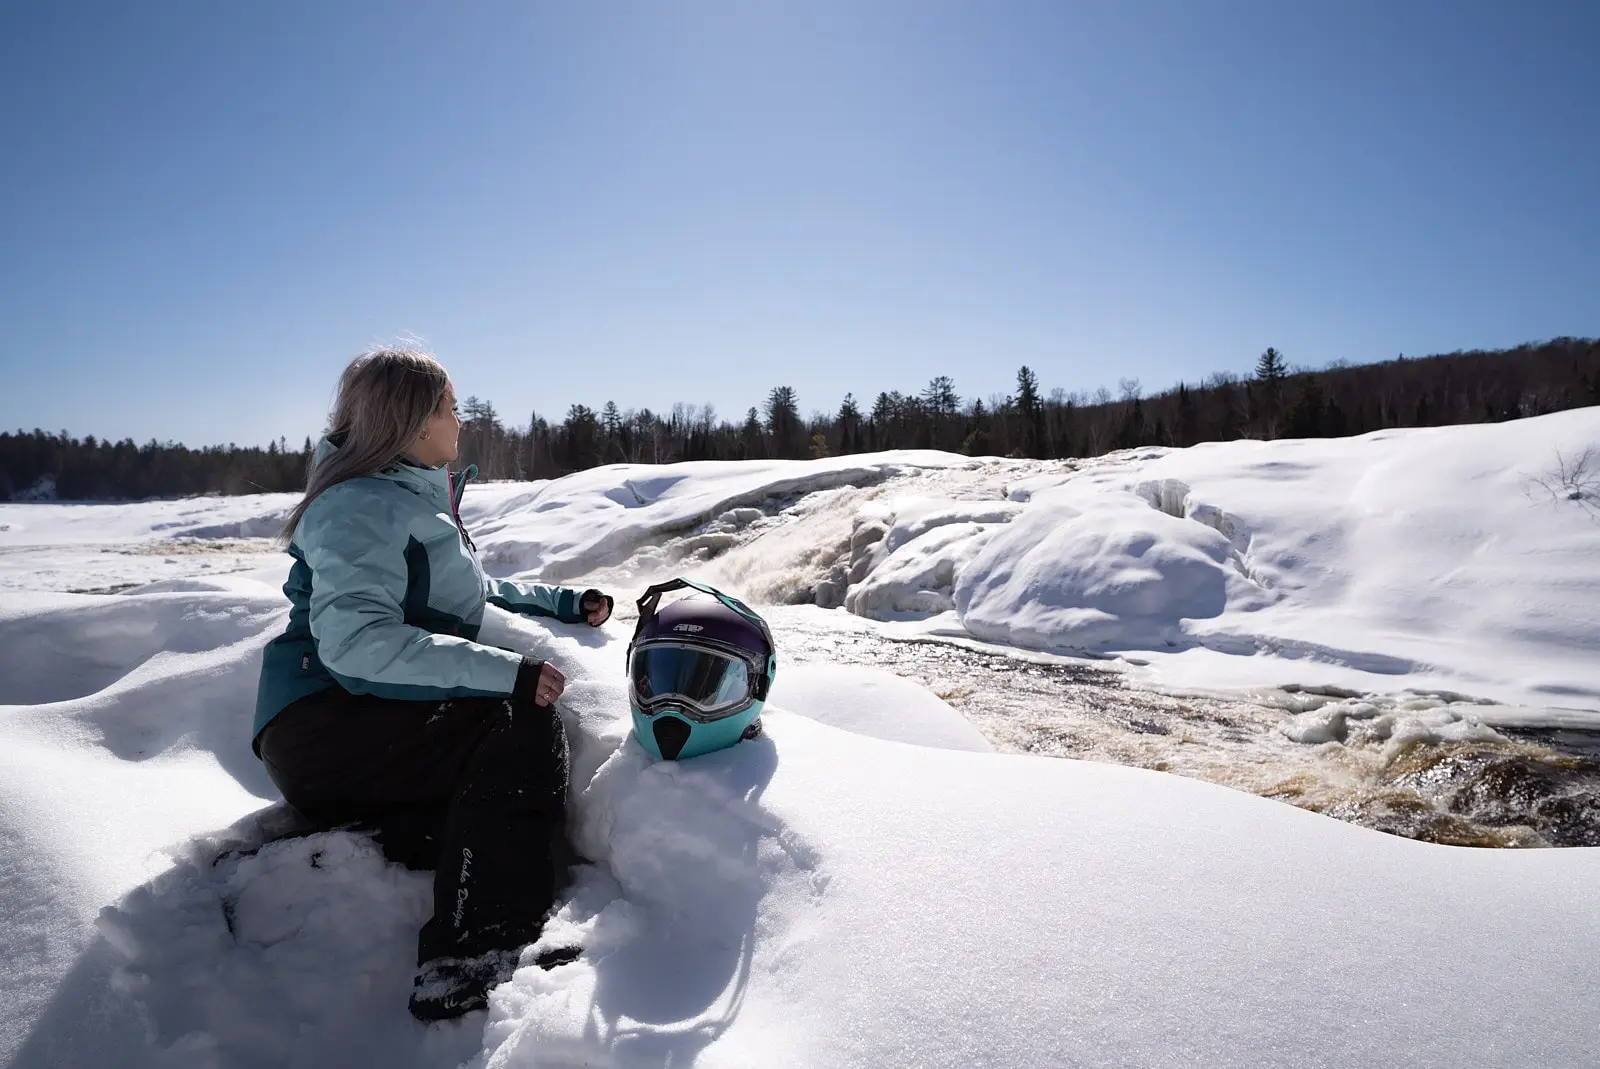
left=252, top=440, right=590, bottom=748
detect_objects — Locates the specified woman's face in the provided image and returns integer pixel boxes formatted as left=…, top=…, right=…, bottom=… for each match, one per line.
left=410, top=380, right=461, bottom=467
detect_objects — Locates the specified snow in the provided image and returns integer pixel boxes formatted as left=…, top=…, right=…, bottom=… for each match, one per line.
left=855, top=408, right=1600, bottom=712
left=3, top=411, right=1600, bottom=1067
left=0, top=494, right=299, bottom=547
left=766, top=663, right=993, bottom=753
left=465, top=453, right=970, bottom=586
left=497, top=708, right=1600, bottom=1069
left=0, top=493, right=298, bottom=596
left=955, top=491, right=1272, bottom=648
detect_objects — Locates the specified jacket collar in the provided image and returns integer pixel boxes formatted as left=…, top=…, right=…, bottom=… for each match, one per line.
left=314, top=436, right=476, bottom=511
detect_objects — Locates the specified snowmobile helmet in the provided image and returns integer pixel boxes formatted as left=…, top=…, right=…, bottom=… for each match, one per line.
left=626, top=579, right=777, bottom=761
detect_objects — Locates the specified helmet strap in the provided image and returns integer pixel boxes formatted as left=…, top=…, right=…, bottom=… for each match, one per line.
left=626, top=578, right=775, bottom=674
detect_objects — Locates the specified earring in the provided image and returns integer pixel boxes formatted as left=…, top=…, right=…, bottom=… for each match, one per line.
left=420, top=430, right=431, bottom=440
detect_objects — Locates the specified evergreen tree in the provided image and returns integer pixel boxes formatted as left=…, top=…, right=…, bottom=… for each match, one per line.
left=961, top=399, right=991, bottom=456
left=869, top=392, right=899, bottom=450
left=765, top=386, right=803, bottom=459
left=1286, top=376, right=1326, bottom=438
left=837, top=393, right=862, bottom=454
left=920, top=377, right=959, bottom=452
left=922, top=377, right=959, bottom=417
left=1015, top=366, right=1044, bottom=457
left=1252, top=348, right=1288, bottom=437
left=1254, top=347, right=1288, bottom=383
left=563, top=404, right=600, bottom=470
left=1176, top=383, right=1198, bottom=446
left=741, top=407, right=766, bottom=460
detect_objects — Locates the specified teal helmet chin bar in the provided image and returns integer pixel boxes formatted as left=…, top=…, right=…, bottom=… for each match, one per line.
left=626, top=578, right=777, bottom=761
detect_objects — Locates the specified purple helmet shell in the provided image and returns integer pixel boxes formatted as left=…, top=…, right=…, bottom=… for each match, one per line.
left=637, top=593, right=773, bottom=661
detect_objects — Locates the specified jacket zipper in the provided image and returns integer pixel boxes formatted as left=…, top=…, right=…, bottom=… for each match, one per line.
left=447, top=469, right=478, bottom=553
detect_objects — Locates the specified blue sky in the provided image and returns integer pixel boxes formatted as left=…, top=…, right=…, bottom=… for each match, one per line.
left=2, top=1, right=1596, bottom=447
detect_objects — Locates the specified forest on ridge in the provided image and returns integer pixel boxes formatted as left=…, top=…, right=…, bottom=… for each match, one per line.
left=4, top=337, right=1596, bottom=501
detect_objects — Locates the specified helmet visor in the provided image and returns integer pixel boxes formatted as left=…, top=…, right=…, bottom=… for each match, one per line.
left=630, top=642, right=755, bottom=721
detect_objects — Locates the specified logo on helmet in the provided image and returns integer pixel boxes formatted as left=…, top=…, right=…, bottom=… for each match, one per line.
left=673, top=623, right=705, bottom=633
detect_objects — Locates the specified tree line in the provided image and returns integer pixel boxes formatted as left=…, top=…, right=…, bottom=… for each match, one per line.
left=0, top=433, right=312, bottom=502
left=4, top=337, right=1596, bottom=500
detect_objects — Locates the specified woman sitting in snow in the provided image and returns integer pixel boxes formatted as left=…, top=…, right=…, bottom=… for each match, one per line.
left=251, top=347, right=612, bottom=1021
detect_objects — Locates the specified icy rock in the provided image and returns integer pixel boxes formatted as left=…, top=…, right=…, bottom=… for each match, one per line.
left=845, top=523, right=992, bottom=617
left=1376, top=710, right=1506, bottom=751
left=847, top=518, right=890, bottom=584
left=877, top=500, right=1024, bottom=559
left=719, top=507, right=765, bottom=528
left=813, top=564, right=850, bottom=610
left=1282, top=708, right=1351, bottom=744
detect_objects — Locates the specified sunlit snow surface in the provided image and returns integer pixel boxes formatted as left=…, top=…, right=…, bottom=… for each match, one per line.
left=2, top=412, right=1599, bottom=1067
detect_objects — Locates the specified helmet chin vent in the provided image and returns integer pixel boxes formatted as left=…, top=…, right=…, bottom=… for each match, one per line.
left=653, top=716, right=692, bottom=761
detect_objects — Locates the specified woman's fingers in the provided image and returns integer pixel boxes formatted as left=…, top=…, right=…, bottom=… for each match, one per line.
left=582, top=590, right=613, bottom=626
left=537, top=662, right=566, bottom=705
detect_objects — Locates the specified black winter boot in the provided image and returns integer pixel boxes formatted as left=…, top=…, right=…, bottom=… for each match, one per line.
left=408, top=944, right=584, bottom=1021
left=408, top=948, right=519, bottom=1021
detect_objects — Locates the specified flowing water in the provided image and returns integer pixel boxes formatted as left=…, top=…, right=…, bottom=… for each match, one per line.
left=763, top=608, right=1600, bottom=848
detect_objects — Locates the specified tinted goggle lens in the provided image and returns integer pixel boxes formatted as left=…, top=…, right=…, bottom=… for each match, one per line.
left=630, top=643, right=754, bottom=718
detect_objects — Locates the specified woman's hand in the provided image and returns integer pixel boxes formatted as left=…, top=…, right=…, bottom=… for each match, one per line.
left=581, top=590, right=613, bottom=627
left=515, top=657, right=567, bottom=707
left=533, top=661, right=565, bottom=707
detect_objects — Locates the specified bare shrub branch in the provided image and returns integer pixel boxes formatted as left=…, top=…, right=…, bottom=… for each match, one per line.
left=1524, top=448, right=1600, bottom=521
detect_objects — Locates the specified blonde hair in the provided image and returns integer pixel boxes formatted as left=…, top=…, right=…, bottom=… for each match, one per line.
left=280, top=347, right=450, bottom=542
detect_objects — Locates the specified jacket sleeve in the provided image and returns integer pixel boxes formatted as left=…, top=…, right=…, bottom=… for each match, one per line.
left=301, top=497, right=526, bottom=701
left=483, top=577, right=591, bottom=624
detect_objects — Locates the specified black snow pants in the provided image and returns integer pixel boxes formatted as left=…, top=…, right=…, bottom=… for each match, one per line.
left=257, top=687, right=571, bottom=966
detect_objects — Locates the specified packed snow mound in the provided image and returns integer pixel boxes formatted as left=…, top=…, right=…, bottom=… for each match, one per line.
left=0, top=594, right=279, bottom=1067
left=0, top=493, right=299, bottom=546
left=813, top=408, right=1599, bottom=709
left=0, top=590, right=286, bottom=706
left=92, top=830, right=483, bottom=1069
left=955, top=491, right=1273, bottom=648
left=844, top=521, right=991, bottom=615
left=767, top=663, right=993, bottom=752
left=1114, top=409, right=1600, bottom=703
